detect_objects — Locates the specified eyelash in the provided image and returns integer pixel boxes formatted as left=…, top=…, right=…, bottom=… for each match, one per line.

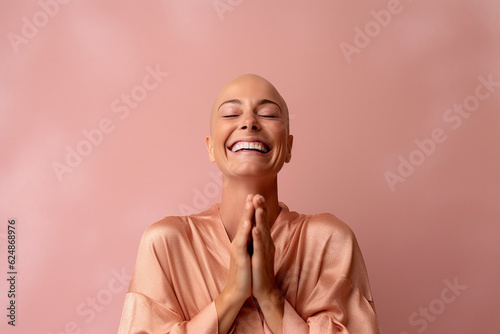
left=222, top=114, right=278, bottom=118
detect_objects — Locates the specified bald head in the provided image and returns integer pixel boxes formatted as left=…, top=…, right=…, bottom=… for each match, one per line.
left=210, top=74, right=289, bottom=134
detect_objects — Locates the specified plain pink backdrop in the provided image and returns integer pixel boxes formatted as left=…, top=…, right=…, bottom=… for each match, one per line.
left=1, top=0, right=499, bottom=333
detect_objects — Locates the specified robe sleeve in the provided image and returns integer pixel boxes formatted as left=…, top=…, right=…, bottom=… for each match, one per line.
left=277, top=214, right=382, bottom=334
left=118, top=220, right=219, bottom=334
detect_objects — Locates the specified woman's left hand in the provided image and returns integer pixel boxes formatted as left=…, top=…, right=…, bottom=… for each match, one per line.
left=250, top=195, right=284, bottom=332
left=250, top=195, right=276, bottom=299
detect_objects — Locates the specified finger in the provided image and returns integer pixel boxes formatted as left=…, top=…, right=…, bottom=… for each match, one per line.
left=243, top=194, right=255, bottom=226
left=252, top=194, right=266, bottom=211
left=233, top=196, right=254, bottom=252
left=254, top=206, right=271, bottom=247
left=251, top=227, right=264, bottom=267
left=236, top=194, right=254, bottom=230
left=234, top=220, right=252, bottom=258
left=253, top=195, right=268, bottom=227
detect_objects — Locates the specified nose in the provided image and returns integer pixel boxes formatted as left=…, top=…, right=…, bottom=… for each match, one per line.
left=239, top=111, right=261, bottom=131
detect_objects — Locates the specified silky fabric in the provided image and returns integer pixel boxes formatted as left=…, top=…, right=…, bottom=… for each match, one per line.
left=118, top=203, right=381, bottom=333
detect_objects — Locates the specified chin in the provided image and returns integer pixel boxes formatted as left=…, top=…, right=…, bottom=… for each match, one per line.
left=225, top=165, right=270, bottom=177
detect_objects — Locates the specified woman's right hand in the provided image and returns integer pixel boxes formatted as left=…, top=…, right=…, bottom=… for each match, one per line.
left=225, top=194, right=254, bottom=302
left=215, top=194, right=255, bottom=333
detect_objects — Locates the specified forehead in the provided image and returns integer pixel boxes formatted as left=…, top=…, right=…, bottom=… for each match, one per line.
left=213, top=75, right=286, bottom=111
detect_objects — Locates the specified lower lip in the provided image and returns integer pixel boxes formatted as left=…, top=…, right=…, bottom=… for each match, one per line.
left=228, top=148, right=270, bottom=155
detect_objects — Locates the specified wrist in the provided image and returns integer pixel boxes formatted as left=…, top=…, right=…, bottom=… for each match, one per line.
left=220, top=285, right=247, bottom=309
left=256, top=290, right=284, bottom=333
left=257, top=288, right=283, bottom=306
left=216, top=287, right=248, bottom=334
left=254, top=282, right=281, bottom=303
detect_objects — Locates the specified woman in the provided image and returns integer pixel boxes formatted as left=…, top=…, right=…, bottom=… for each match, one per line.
left=118, top=74, right=381, bottom=333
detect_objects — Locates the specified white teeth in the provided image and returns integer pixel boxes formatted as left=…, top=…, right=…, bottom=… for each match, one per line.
left=231, top=141, right=269, bottom=153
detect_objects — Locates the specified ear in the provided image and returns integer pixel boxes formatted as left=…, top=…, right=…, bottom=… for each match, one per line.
left=285, top=134, right=293, bottom=163
left=205, top=135, right=216, bottom=163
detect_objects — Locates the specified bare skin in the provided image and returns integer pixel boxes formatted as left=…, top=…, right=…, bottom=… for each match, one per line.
left=205, top=74, right=293, bottom=333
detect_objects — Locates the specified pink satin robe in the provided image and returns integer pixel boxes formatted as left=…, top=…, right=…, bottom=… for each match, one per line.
left=118, top=202, right=381, bottom=333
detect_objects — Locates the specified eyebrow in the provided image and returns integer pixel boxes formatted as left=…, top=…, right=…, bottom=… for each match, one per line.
left=217, top=99, right=282, bottom=111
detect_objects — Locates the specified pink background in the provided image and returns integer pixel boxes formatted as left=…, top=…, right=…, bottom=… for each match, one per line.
left=1, top=0, right=499, bottom=333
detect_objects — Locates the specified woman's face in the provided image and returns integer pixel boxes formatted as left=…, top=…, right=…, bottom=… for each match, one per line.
left=206, top=75, right=293, bottom=180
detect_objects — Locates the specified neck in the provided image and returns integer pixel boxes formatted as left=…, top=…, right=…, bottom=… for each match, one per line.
left=219, top=175, right=281, bottom=241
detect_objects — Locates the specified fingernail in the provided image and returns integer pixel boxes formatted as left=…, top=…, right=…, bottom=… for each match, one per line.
left=258, top=196, right=264, bottom=204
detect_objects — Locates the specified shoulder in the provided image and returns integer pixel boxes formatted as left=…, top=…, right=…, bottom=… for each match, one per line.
left=139, top=215, right=191, bottom=250
left=144, top=215, right=187, bottom=235
left=300, top=212, right=356, bottom=246
left=139, top=204, right=219, bottom=248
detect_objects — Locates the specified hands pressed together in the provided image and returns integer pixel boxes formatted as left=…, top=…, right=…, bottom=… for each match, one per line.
left=216, top=194, right=284, bottom=333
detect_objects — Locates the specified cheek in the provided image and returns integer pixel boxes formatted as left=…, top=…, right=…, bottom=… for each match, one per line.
left=213, top=137, right=227, bottom=152
left=273, top=122, right=288, bottom=136
left=212, top=132, right=233, bottom=159
left=212, top=125, right=231, bottom=145
left=270, top=124, right=288, bottom=142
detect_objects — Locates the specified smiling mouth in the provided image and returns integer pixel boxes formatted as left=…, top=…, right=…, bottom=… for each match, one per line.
left=229, top=141, right=270, bottom=153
